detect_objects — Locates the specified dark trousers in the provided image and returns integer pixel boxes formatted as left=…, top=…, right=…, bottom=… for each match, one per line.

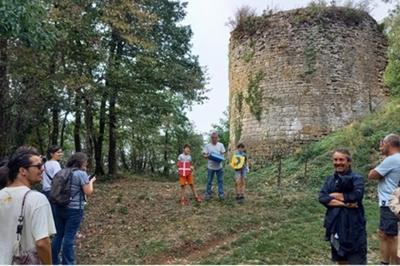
left=52, top=206, right=84, bottom=265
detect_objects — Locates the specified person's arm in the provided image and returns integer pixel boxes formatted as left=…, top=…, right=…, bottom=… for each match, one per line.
left=327, top=199, right=346, bottom=207
left=83, top=177, right=96, bottom=195
left=36, top=237, right=52, bottom=264
left=368, top=169, right=383, bottom=180
left=342, top=174, right=364, bottom=203
left=31, top=199, right=56, bottom=265
left=369, top=157, right=392, bottom=181
left=329, top=192, right=344, bottom=201
left=319, top=176, right=335, bottom=206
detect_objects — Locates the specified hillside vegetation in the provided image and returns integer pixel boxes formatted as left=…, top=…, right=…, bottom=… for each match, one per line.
left=77, top=98, right=400, bottom=264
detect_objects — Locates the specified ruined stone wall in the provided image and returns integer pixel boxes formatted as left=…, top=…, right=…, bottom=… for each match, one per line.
left=229, top=7, right=389, bottom=162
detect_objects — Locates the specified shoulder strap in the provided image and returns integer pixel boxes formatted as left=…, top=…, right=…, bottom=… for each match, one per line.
left=44, top=164, right=53, bottom=181
left=16, top=190, right=32, bottom=239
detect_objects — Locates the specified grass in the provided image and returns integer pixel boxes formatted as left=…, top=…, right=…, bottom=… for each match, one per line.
left=75, top=98, right=400, bottom=264
left=76, top=174, right=382, bottom=264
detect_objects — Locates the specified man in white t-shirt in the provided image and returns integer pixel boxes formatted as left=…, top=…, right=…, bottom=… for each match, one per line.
left=0, top=147, right=56, bottom=264
left=202, top=132, right=226, bottom=200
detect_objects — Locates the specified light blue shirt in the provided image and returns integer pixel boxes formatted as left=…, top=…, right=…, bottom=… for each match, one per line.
left=41, top=160, right=62, bottom=192
left=375, top=153, right=400, bottom=207
left=68, top=170, right=89, bottom=209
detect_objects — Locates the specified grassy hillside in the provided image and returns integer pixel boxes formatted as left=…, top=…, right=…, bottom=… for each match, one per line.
left=76, top=98, right=400, bottom=264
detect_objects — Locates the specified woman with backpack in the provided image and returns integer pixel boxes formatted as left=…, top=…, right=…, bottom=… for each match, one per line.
left=41, top=145, right=63, bottom=199
left=51, top=152, right=96, bottom=265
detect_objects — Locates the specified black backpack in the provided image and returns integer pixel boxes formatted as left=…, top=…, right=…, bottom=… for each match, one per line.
left=50, top=168, right=78, bottom=206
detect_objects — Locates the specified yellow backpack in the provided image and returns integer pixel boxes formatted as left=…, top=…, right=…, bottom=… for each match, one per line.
left=230, top=154, right=245, bottom=170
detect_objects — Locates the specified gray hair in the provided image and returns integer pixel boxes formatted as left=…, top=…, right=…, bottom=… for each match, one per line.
left=383, top=134, right=400, bottom=148
left=333, top=148, right=352, bottom=162
left=211, top=132, right=219, bottom=137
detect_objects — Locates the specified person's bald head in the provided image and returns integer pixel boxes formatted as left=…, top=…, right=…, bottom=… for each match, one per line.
left=380, top=133, right=400, bottom=156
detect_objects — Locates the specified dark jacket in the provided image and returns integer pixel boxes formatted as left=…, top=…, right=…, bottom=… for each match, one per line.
left=319, top=170, right=367, bottom=256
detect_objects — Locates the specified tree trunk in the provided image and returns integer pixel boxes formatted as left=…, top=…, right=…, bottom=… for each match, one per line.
left=163, top=129, right=170, bottom=176
left=51, top=107, right=60, bottom=145
left=0, top=37, right=10, bottom=156
left=107, top=35, right=123, bottom=178
left=60, top=111, right=69, bottom=148
left=94, top=91, right=106, bottom=175
left=74, top=95, right=82, bottom=152
left=108, top=88, right=117, bottom=177
left=84, top=96, right=95, bottom=171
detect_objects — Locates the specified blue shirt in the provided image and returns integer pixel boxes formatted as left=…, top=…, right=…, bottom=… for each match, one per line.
left=68, top=170, right=89, bottom=209
left=375, top=153, right=400, bottom=207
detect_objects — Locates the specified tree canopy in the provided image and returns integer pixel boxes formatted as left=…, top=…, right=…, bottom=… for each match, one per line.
left=0, top=0, right=207, bottom=178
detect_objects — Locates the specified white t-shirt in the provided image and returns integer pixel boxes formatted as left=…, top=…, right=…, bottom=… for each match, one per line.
left=202, top=142, right=226, bottom=170
left=41, top=160, right=62, bottom=192
left=0, top=186, right=56, bottom=264
left=178, top=154, right=192, bottom=162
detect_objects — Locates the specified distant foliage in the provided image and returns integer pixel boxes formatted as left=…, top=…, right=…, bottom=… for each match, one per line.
left=211, top=110, right=230, bottom=149
left=384, top=5, right=400, bottom=96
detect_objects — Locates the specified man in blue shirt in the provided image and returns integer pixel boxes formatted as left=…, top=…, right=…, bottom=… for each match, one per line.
left=369, top=134, right=400, bottom=265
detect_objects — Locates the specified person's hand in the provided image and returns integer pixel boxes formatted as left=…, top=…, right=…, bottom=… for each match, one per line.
left=329, top=192, right=344, bottom=202
left=345, top=202, right=358, bottom=208
left=90, top=176, right=97, bottom=183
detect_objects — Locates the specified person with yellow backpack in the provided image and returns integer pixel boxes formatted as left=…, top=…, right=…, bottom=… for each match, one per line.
left=230, top=143, right=249, bottom=203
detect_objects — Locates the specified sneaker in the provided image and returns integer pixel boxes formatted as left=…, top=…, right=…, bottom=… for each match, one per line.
left=219, top=196, right=225, bottom=201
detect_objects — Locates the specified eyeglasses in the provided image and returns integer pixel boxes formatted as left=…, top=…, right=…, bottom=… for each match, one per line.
left=26, top=163, right=43, bottom=170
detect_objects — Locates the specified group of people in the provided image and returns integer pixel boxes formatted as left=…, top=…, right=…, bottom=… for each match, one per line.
left=2, top=132, right=400, bottom=265
left=177, top=132, right=249, bottom=205
left=0, top=146, right=96, bottom=264
left=319, top=133, right=400, bottom=265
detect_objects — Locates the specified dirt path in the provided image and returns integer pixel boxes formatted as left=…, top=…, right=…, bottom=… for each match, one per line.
left=154, top=223, right=261, bottom=264
left=76, top=176, right=270, bottom=264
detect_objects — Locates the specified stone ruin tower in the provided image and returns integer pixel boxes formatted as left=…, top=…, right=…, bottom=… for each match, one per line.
left=229, top=6, right=389, bottom=162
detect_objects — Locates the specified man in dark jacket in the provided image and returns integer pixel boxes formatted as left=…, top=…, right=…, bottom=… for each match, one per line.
left=319, top=148, right=367, bottom=265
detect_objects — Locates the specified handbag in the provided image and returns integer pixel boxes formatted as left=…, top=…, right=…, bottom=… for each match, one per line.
left=11, top=190, right=41, bottom=265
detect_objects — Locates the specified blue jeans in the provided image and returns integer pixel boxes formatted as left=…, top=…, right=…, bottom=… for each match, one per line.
left=52, top=206, right=84, bottom=265
left=205, top=168, right=224, bottom=198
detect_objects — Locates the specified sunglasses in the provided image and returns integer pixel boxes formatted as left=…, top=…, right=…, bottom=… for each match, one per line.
left=26, top=163, right=44, bottom=170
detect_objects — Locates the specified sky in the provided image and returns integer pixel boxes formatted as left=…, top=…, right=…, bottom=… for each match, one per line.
left=182, top=0, right=395, bottom=134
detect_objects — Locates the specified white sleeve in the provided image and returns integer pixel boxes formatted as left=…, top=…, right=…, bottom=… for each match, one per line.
left=31, top=203, right=56, bottom=241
